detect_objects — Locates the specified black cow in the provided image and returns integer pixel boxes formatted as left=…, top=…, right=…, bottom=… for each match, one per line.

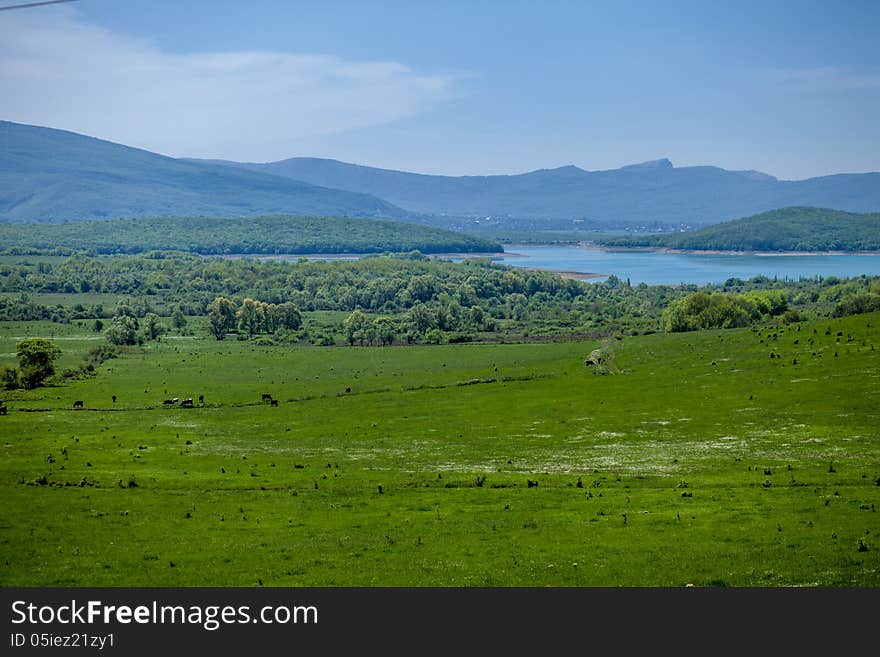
left=198, top=394, right=204, bottom=405
left=270, top=399, right=279, bottom=407
left=73, top=400, right=84, bottom=409
left=112, top=395, right=117, bottom=403
left=180, top=398, right=194, bottom=408
left=261, top=393, right=273, bottom=402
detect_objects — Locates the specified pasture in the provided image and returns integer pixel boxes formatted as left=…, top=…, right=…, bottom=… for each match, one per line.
left=1, top=313, right=878, bottom=586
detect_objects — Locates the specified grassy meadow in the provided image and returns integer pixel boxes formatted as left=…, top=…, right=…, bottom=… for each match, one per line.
left=1, top=312, right=879, bottom=586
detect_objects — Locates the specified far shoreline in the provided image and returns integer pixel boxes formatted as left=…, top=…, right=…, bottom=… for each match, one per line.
left=565, top=242, right=880, bottom=257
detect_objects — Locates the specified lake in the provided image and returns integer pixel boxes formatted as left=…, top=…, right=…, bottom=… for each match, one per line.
left=490, top=245, right=880, bottom=286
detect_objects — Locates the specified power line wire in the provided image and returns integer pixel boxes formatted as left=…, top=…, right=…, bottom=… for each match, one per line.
left=0, top=0, right=80, bottom=12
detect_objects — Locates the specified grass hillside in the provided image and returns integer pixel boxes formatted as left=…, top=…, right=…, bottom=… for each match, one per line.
left=599, top=207, right=880, bottom=252
left=0, top=215, right=503, bottom=255
left=0, top=311, right=878, bottom=586
left=0, top=121, right=408, bottom=222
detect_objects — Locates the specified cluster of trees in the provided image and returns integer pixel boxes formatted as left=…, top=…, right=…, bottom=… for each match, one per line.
left=98, top=303, right=167, bottom=346
left=830, top=278, right=880, bottom=317
left=208, top=297, right=303, bottom=339
left=339, top=302, right=492, bottom=345
left=1, top=250, right=879, bottom=345
left=660, top=290, right=788, bottom=332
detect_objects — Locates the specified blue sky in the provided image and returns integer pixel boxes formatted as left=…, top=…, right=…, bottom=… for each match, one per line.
left=1, top=0, right=878, bottom=179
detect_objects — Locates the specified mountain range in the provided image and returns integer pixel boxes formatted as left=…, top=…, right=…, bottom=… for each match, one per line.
left=1, top=120, right=879, bottom=226
left=0, top=121, right=405, bottom=222
left=198, top=156, right=880, bottom=227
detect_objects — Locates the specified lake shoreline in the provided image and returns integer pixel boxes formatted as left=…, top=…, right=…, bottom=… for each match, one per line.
left=494, top=243, right=880, bottom=286
left=572, top=242, right=880, bottom=257
left=216, top=243, right=880, bottom=286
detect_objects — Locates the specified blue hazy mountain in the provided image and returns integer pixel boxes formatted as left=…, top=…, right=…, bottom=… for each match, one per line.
left=198, top=155, right=880, bottom=226
left=0, top=121, right=407, bottom=222
left=4, top=120, right=878, bottom=227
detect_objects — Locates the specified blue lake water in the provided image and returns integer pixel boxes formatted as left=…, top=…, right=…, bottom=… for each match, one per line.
left=490, top=245, right=880, bottom=286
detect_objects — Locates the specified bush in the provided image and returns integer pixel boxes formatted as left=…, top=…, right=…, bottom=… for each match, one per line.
left=424, top=328, right=445, bottom=344
left=661, top=291, right=777, bottom=332
left=87, top=344, right=118, bottom=367
left=833, top=293, right=880, bottom=318
left=2, top=367, right=19, bottom=390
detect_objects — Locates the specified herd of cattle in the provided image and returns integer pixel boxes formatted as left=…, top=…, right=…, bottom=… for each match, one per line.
left=1, top=387, right=355, bottom=414
left=63, top=392, right=279, bottom=410
left=161, top=395, right=204, bottom=408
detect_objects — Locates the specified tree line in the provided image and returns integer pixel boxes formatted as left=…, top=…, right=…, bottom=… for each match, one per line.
left=1, top=251, right=879, bottom=346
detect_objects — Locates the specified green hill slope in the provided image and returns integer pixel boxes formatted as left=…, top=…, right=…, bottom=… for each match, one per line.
left=0, top=215, right=502, bottom=255
left=0, top=121, right=408, bottom=222
left=598, top=207, right=880, bottom=251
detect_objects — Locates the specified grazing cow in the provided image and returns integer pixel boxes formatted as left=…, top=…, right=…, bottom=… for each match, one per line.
left=0, top=404, right=7, bottom=416
left=163, top=399, right=176, bottom=405
left=345, top=386, right=351, bottom=393
left=261, top=393, right=273, bottom=402
left=270, top=399, right=279, bottom=407
left=198, top=394, right=204, bottom=405
left=112, top=394, right=117, bottom=403
left=73, top=400, right=84, bottom=409
left=180, top=398, right=194, bottom=408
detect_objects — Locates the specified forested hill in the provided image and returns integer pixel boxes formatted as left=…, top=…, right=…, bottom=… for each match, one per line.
left=0, top=215, right=503, bottom=255
left=597, top=207, right=880, bottom=252
left=0, top=121, right=408, bottom=222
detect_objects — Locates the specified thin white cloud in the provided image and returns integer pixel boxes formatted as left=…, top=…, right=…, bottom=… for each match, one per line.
left=766, top=66, right=880, bottom=91
left=0, top=7, right=458, bottom=160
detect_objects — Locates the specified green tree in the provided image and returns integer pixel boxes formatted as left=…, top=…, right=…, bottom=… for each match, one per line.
left=342, top=308, right=368, bottom=346
left=105, top=313, right=139, bottom=346
left=2, top=367, right=19, bottom=390
left=208, top=296, right=237, bottom=340
left=236, top=298, right=263, bottom=337
left=142, top=313, right=166, bottom=341
left=406, top=302, right=434, bottom=335
left=277, top=302, right=303, bottom=331
left=172, top=309, right=188, bottom=332
left=424, top=328, right=445, bottom=344
left=373, top=316, right=397, bottom=346
left=660, top=298, right=695, bottom=332
left=16, top=338, right=61, bottom=389
left=261, top=302, right=279, bottom=334
left=469, top=305, right=485, bottom=329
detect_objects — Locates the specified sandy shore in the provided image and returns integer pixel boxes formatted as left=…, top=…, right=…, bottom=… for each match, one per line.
left=528, top=268, right=607, bottom=280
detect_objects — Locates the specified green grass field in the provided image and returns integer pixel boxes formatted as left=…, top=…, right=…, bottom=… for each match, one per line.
left=1, top=313, right=878, bottom=586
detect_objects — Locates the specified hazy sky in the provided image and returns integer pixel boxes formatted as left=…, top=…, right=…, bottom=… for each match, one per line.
left=1, top=0, right=878, bottom=179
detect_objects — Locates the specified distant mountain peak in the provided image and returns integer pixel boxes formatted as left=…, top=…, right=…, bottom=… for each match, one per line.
left=620, top=158, right=673, bottom=170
